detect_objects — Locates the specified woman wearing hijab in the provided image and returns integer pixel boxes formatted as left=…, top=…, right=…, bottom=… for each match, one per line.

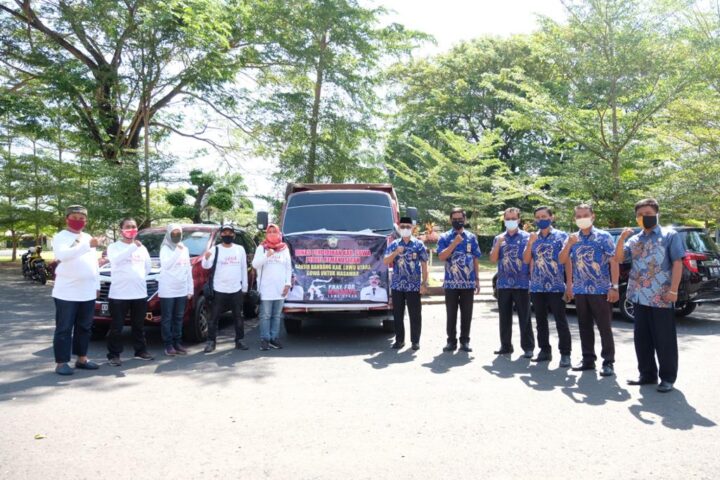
left=252, top=224, right=292, bottom=351
left=158, top=224, right=193, bottom=356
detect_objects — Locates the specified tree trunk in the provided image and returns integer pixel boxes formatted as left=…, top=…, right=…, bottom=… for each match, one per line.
left=306, top=31, right=328, bottom=183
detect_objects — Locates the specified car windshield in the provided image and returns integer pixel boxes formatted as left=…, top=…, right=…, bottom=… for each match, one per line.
left=683, top=231, right=720, bottom=255
left=283, top=191, right=395, bottom=235
left=136, top=230, right=211, bottom=257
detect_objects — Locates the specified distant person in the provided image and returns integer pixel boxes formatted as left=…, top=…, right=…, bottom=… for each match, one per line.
left=158, top=224, right=193, bottom=356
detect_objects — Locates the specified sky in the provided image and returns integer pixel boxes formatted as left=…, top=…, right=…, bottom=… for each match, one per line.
left=170, top=0, right=568, bottom=212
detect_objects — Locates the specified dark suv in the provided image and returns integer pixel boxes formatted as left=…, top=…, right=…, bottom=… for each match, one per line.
left=492, top=226, right=720, bottom=321
left=93, top=224, right=260, bottom=342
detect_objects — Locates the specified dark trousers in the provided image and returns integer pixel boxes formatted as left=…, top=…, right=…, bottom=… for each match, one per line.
left=208, top=290, right=244, bottom=342
left=445, top=288, right=474, bottom=344
left=160, top=296, right=187, bottom=348
left=497, top=288, right=534, bottom=352
left=107, top=298, right=148, bottom=358
left=530, top=292, right=571, bottom=355
left=633, top=303, right=678, bottom=383
left=575, top=294, right=615, bottom=365
left=53, top=298, right=94, bottom=363
left=392, top=289, right=422, bottom=344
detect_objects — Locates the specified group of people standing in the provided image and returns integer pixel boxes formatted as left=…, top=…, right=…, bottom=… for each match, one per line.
left=385, top=198, right=683, bottom=393
left=51, top=205, right=294, bottom=375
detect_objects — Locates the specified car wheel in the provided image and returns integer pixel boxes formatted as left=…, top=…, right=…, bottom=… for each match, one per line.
left=185, top=295, right=209, bottom=343
left=90, top=323, right=109, bottom=341
left=619, top=291, right=635, bottom=322
left=675, top=301, right=697, bottom=317
left=284, top=317, right=302, bottom=334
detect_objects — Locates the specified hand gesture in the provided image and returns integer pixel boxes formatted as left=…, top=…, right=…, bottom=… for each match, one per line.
left=266, top=248, right=275, bottom=257
left=607, top=289, right=619, bottom=303
left=496, top=234, right=506, bottom=246
left=89, top=237, right=99, bottom=248
left=396, top=245, right=405, bottom=255
left=567, top=233, right=580, bottom=246
left=620, top=228, right=634, bottom=241
left=177, top=243, right=184, bottom=250
left=528, top=232, right=538, bottom=244
left=204, top=250, right=212, bottom=260
left=134, top=240, right=142, bottom=247
left=453, top=234, right=464, bottom=245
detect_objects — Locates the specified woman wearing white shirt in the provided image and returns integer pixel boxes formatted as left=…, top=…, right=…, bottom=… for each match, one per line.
left=106, top=218, right=152, bottom=365
left=158, top=224, right=193, bottom=356
left=201, top=225, right=249, bottom=353
left=252, top=224, right=292, bottom=351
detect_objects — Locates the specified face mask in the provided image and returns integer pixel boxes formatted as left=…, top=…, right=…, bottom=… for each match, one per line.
left=504, top=220, right=519, bottom=231
left=121, top=228, right=138, bottom=240
left=451, top=220, right=465, bottom=230
left=400, top=228, right=412, bottom=238
left=221, top=235, right=235, bottom=244
left=575, top=218, right=593, bottom=230
left=170, top=233, right=182, bottom=244
left=637, top=215, right=658, bottom=229
left=535, top=219, right=552, bottom=230
left=66, top=218, right=86, bottom=231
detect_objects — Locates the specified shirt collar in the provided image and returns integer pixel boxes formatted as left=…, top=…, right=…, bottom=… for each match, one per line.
left=579, top=226, right=596, bottom=239
left=539, top=227, right=554, bottom=239
left=641, top=225, right=662, bottom=236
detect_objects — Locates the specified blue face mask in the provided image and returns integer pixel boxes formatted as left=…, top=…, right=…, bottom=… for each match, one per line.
left=535, top=219, right=552, bottom=230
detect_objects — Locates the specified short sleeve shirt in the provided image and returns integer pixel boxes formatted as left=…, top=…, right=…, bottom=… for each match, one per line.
left=624, top=226, right=685, bottom=308
left=529, top=228, right=568, bottom=293
left=493, top=230, right=530, bottom=289
left=437, top=229, right=482, bottom=289
left=568, top=227, right=616, bottom=295
left=385, top=237, right=429, bottom=292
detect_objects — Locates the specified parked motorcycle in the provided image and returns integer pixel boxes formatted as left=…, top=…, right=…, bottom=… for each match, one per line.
left=21, top=246, right=49, bottom=285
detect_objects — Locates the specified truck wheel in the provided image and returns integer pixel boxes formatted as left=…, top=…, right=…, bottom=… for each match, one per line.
left=382, top=319, right=395, bottom=332
left=619, top=291, right=635, bottom=322
left=676, top=302, right=697, bottom=317
left=91, top=323, right=109, bottom=341
left=284, top=317, right=302, bottom=334
left=185, top=295, right=209, bottom=343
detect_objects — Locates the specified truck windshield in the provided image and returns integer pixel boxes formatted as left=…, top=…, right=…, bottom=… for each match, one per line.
left=136, top=230, right=211, bottom=257
left=283, top=191, right=395, bottom=235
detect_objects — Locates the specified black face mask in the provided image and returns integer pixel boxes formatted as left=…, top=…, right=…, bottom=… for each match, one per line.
left=170, top=233, right=182, bottom=244
left=451, top=220, right=465, bottom=230
left=641, top=215, right=658, bottom=229
left=221, top=235, right=235, bottom=244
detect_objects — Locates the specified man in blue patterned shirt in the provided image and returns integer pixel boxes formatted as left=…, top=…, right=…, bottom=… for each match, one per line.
left=437, top=208, right=482, bottom=353
left=384, top=216, right=429, bottom=351
left=559, top=204, right=619, bottom=377
left=615, top=198, right=685, bottom=393
left=489, top=207, right=534, bottom=358
left=523, top=206, right=573, bottom=368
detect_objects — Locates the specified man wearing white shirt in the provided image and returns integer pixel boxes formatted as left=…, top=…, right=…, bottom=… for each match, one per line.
left=51, top=205, right=102, bottom=375
left=285, top=271, right=305, bottom=302
left=106, top=218, right=153, bottom=365
left=201, top=225, right=249, bottom=353
left=360, top=272, right=388, bottom=302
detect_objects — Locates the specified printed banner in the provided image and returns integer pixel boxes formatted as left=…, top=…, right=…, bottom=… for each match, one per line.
left=285, top=234, right=389, bottom=303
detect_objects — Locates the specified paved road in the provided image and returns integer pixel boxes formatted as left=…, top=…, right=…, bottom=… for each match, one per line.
left=0, top=268, right=718, bottom=479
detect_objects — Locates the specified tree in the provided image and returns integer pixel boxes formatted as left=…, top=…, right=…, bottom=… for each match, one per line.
left=166, top=168, right=249, bottom=223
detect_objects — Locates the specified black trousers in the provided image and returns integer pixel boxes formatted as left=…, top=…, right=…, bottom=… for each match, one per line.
left=107, top=298, right=148, bottom=358
left=575, top=294, right=615, bottom=365
left=497, top=288, right=534, bottom=352
left=633, top=303, right=678, bottom=383
left=392, top=289, right=422, bottom=344
left=208, top=290, right=244, bottom=342
left=445, top=288, right=474, bottom=344
left=530, top=292, right=571, bottom=355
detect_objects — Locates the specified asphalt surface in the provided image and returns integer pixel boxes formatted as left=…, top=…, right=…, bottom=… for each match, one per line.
left=1, top=267, right=719, bottom=479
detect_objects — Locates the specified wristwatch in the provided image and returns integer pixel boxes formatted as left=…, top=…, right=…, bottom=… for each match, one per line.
left=611, top=284, right=619, bottom=290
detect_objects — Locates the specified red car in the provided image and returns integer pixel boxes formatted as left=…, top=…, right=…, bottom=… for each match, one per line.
left=92, top=224, right=259, bottom=342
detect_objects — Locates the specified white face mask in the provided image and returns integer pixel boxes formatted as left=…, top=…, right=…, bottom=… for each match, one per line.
left=575, top=217, right=593, bottom=230
left=400, top=228, right=412, bottom=238
left=504, top=220, right=519, bottom=231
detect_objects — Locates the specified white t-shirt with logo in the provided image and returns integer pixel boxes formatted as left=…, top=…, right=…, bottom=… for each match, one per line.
left=51, top=230, right=100, bottom=302
left=201, top=244, right=248, bottom=294
left=107, top=241, right=151, bottom=300
left=252, top=245, right=292, bottom=301
left=158, top=244, right=193, bottom=298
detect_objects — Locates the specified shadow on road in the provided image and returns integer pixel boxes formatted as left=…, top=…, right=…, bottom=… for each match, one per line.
left=628, top=387, right=717, bottom=430
left=421, top=351, right=473, bottom=374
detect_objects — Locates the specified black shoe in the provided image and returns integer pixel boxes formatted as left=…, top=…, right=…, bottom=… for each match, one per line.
left=494, top=348, right=513, bottom=355
left=459, top=343, right=472, bottom=353
left=75, top=360, right=99, bottom=370
left=571, top=361, right=596, bottom=371
left=108, top=357, right=122, bottom=367
left=657, top=381, right=674, bottom=393
left=391, top=341, right=405, bottom=349
left=443, top=342, right=457, bottom=352
left=269, top=339, right=283, bottom=349
left=600, top=364, right=615, bottom=377
left=627, top=377, right=657, bottom=386
left=203, top=341, right=216, bottom=353
left=260, top=340, right=270, bottom=351
left=523, top=350, right=534, bottom=359
left=55, top=363, right=74, bottom=375
left=532, top=352, right=552, bottom=362
left=235, top=340, right=249, bottom=350
left=411, top=343, right=420, bottom=351
left=134, top=351, right=154, bottom=361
